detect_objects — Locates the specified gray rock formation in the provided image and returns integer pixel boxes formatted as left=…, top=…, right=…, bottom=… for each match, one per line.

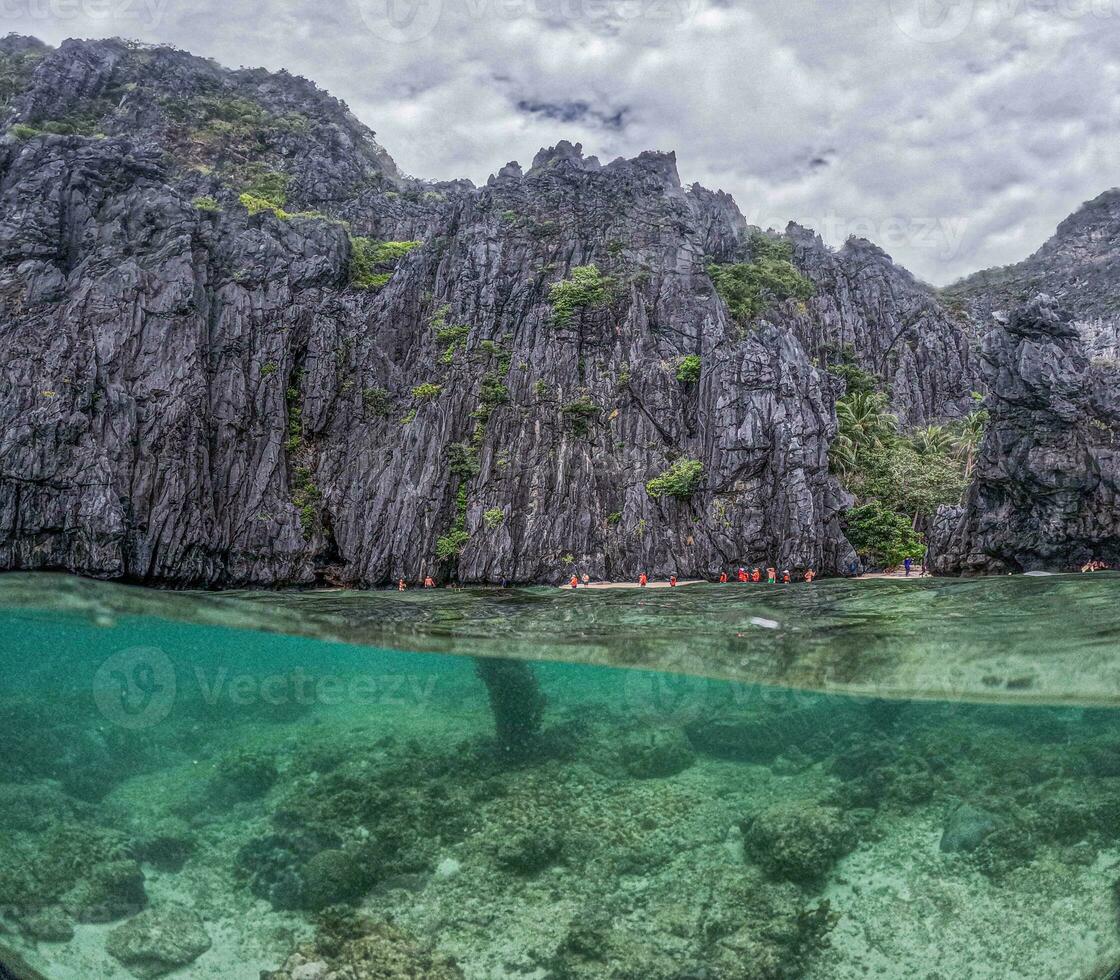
left=0, top=36, right=991, bottom=585
left=105, top=904, right=211, bottom=979
left=944, top=188, right=1120, bottom=361
left=930, top=295, right=1120, bottom=573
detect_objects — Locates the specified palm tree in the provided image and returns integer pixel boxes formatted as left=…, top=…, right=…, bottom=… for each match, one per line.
left=910, top=424, right=953, bottom=457
left=954, top=410, right=988, bottom=480
left=835, top=391, right=897, bottom=453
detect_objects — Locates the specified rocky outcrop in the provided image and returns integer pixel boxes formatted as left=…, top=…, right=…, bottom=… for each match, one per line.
left=930, top=295, right=1120, bottom=573
left=0, top=36, right=991, bottom=585
left=944, top=188, right=1120, bottom=361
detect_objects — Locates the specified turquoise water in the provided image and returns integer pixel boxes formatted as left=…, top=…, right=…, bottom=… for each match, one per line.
left=1, top=574, right=1119, bottom=978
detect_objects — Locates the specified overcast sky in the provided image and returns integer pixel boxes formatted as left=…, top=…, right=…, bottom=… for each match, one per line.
left=8, top=0, right=1119, bottom=283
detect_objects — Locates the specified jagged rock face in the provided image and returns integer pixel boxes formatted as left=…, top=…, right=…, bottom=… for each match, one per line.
left=782, top=226, right=976, bottom=425
left=930, top=295, right=1120, bottom=573
left=0, top=36, right=993, bottom=585
left=944, top=188, right=1120, bottom=361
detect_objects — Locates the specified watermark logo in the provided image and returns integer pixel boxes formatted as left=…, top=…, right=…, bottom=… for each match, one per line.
left=353, top=0, right=445, bottom=43
left=93, top=646, right=176, bottom=731
left=889, top=0, right=977, bottom=41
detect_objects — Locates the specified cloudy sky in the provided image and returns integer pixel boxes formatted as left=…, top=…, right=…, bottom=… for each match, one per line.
left=9, top=0, right=1119, bottom=283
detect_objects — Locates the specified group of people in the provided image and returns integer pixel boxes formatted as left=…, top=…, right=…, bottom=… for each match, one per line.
left=1080, top=559, right=1110, bottom=573
left=564, top=567, right=817, bottom=588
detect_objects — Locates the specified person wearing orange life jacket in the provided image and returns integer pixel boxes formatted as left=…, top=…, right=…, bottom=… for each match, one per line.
left=738, top=567, right=749, bottom=583
left=751, top=568, right=761, bottom=583
left=398, top=578, right=407, bottom=592
left=782, top=569, right=791, bottom=584
left=719, top=571, right=729, bottom=584
left=669, top=575, right=678, bottom=587
left=638, top=572, right=648, bottom=587
left=570, top=575, right=579, bottom=589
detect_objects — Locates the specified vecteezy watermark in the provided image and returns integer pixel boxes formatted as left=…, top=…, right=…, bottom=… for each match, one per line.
left=889, top=0, right=1120, bottom=43
left=352, top=0, right=702, bottom=44
left=1, top=0, right=173, bottom=24
left=744, top=208, right=970, bottom=262
left=93, top=646, right=177, bottom=731
left=93, top=647, right=443, bottom=729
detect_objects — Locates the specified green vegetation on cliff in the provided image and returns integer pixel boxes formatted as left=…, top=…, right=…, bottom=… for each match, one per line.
left=708, top=233, right=814, bottom=323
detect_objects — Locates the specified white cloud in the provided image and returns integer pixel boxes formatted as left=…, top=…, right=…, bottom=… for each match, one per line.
left=7, top=0, right=1119, bottom=283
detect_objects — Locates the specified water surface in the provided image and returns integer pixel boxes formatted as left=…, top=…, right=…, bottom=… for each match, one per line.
left=0, top=573, right=1118, bottom=978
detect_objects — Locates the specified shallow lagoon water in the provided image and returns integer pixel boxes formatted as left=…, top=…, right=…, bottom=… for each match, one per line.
left=1, top=573, right=1119, bottom=978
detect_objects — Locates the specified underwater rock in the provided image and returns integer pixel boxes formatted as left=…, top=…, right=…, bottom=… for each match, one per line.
left=235, top=830, right=342, bottom=911
left=0, top=783, right=79, bottom=832
left=939, top=804, right=999, bottom=854
left=105, top=903, right=212, bottom=979
left=263, top=919, right=463, bottom=980
left=300, top=848, right=378, bottom=911
left=685, top=705, right=860, bottom=766
left=66, top=858, right=147, bottom=923
left=132, top=818, right=196, bottom=872
left=207, top=749, right=279, bottom=804
left=474, top=658, right=547, bottom=758
left=742, top=802, right=857, bottom=885
left=617, top=727, right=695, bottom=779
left=18, top=907, right=74, bottom=943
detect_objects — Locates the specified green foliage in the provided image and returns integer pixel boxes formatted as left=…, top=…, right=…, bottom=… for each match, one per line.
left=0, top=49, right=46, bottom=113
left=436, top=485, right=471, bottom=560
left=533, top=379, right=551, bottom=399
left=448, top=441, right=481, bottom=479
left=475, top=374, right=509, bottom=421
left=843, top=501, right=925, bottom=568
left=436, top=529, right=470, bottom=559
left=349, top=237, right=421, bottom=290
left=10, top=123, right=39, bottom=139
left=260, top=362, right=278, bottom=377
left=399, top=408, right=417, bottom=425
left=606, top=511, right=622, bottom=526
left=707, top=233, right=814, bottom=323
left=192, top=195, right=220, bottom=212
left=241, top=169, right=289, bottom=207
left=291, top=466, right=321, bottom=538
left=285, top=382, right=303, bottom=453
left=854, top=443, right=967, bottom=519
left=362, top=386, right=390, bottom=417
left=827, top=360, right=880, bottom=397
left=563, top=397, right=601, bottom=436
left=549, top=265, right=614, bottom=325
left=910, top=424, right=954, bottom=457
left=676, top=355, right=701, bottom=384
left=483, top=508, right=505, bottom=529
left=646, top=458, right=704, bottom=499
left=435, top=323, right=470, bottom=362
left=411, top=383, right=442, bottom=401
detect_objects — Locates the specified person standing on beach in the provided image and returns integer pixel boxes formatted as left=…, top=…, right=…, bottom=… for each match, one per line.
left=423, top=575, right=435, bottom=588
left=570, top=574, right=579, bottom=588
left=904, top=557, right=912, bottom=577
left=639, top=572, right=648, bottom=587
left=782, top=569, right=791, bottom=584
left=669, top=575, right=678, bottom=587
left=398, top=578, right=407, bottom=591
left=804, top=569, right=815, bottom=583
left=720, top=571, right=729, bottom=583
left=752, top=568, right=761, bottom=583
left=581, top=572, right=590, bottom=586
left=766, top=567, right=777, bottom=584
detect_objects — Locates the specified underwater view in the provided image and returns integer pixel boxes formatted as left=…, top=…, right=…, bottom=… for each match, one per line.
left=2, top=573, right=1120, bottom=979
